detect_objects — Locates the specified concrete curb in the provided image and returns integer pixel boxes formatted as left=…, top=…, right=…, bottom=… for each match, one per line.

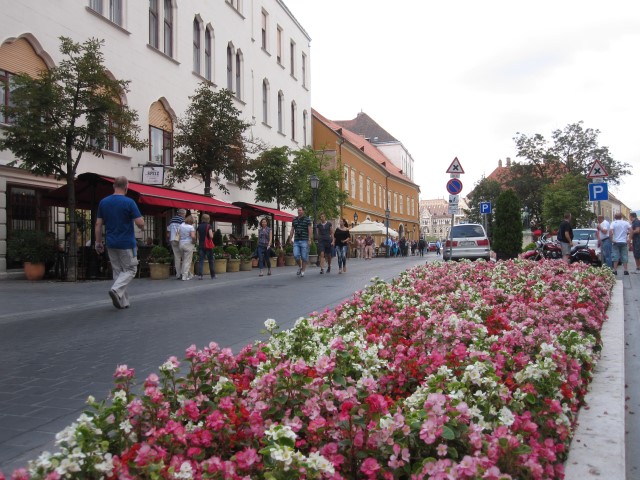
left=565, top=281, right=625, bottom=479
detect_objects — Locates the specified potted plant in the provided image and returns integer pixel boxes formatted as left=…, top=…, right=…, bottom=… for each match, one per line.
left=284, top=243, right=296, bottom=266
left=213, top=246, right=227, bottom=274
left=272, top=247, right=282, bottom=268
left=308, top=241, right=318, bottom=267
left=225, top=245, right=240, bottom=272
left=147, top=245, right=172, bottom=280
left=7, top=230, right=56, bottom=280
left=239, top=246, right=252, bottom=271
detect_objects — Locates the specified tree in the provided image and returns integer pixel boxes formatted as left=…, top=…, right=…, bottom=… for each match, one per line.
left=464, top=177, right=502, bottom=236
left=169, top=83, right=262, bottom=196
left=542, top=174, right=592, bottom=232
left=253, top=146, right=296, bottom=241
left=0, top=37, right=145, bottom=281
left=491, top=189, right=523, bottom=260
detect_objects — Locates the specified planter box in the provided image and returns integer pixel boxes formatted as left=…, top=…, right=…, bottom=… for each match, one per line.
left=227, top=258, right=240, bottom=272
left=149, top=263, right=170, bottom=280
left=23, top=262, right=46, bottom=281
left=214, top=258, right=227, bottom=274
left=269, top=257, right=277, bottom=269
left=285, top=255, right=297, bottom=266
left=308, top=254, right=318, bottom=266
left=240, top=259, right=252, bottom=271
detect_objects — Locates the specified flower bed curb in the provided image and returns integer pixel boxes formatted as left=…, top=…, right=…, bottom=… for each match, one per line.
left=565, top=280, right=625, bottom=479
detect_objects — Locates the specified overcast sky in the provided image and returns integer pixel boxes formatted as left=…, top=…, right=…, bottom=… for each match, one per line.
left=284, top=0, right=640, bottom=211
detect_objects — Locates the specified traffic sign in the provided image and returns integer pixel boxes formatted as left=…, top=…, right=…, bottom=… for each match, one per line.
left=449, top=194, right=459, bottom=205
left=480, top=202, right=492, bottom=214
left=588, top=182, right=608, bottom=201
left=448, top=204, right=458, bottom=215
left=446, top=178, right=463, bottom=195
left=587, top=160, right=609, bottom=178
left=446, top=157, right=465, bottom=174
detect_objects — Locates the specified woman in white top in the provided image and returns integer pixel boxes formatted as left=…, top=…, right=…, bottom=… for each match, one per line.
left=178, top=215, right=197, bottom=280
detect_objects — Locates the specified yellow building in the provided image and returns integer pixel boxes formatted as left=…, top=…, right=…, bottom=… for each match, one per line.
left=312, top=109, right=420, bottom=241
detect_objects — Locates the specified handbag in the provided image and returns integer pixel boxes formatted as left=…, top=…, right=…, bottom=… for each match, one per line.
left=174, top=225, right=181, bottom=242
left=204, top=225, right=214, bottom=249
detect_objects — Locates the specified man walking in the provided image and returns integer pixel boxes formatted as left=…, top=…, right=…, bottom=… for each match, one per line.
left=610, top=212, right=631, bottom=275
left=557, top=212, right=573, bottom=264
left=167, top=208, right=186, bottom=279
left=287, top=206, right=313, bottom=277
left=596, top=215, right=612, bottom=269
left=316, top=212, right=333, bottom=274
left=95, top=176, right=145, bottom=309
left=631, top=212, right=640, bottom=273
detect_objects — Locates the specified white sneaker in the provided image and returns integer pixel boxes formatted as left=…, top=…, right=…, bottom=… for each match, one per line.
left=301, top=271, right=305, bottom=277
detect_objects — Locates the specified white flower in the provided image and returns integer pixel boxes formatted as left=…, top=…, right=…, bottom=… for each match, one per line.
left=112, top=390, right=127, bottom=403
left=498, top=406, right=515, bottom=426
left=160, top=360, right=178, bottom=372
left=119, top=419, right=133, bottom=434
left=173, top=461, right=194, bottom=479
left=270, top=445, right=294, bottom=467
left=265, top=424, right=297, bottom=442
left=307, top=451, right=335, bottom=474
left=94, top=453, right=114, bottom=474
left=264, top=318, right=278, bottom=331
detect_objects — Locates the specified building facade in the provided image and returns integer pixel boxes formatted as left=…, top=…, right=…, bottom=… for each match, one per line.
left=313, top=110, right=420, bottom=242
left=419, top=198, right=469, bottom=241
left=0, top=0, right=310, bottom=274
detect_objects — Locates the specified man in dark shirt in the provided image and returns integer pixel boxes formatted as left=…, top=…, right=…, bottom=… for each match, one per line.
left=316, top=212, right=333, bottom=274
left=630, top=212, right=640, bottom=272
left=287, top=206, right=313, bottom=277
left=557, top=212, right=574, bottom=264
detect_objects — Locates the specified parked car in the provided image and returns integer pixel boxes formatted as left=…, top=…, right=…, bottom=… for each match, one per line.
left=428, top=242, right=437, bottom=252
left=573, top=228, right=600, bottom=257
left=443, top=223, right=491, bottom=261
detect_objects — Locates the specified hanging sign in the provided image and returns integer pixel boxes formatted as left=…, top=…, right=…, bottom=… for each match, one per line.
left=142, top=166, right=165, bottom=185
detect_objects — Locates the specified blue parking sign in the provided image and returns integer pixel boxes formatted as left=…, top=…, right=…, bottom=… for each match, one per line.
left=588, top=183, right=608, bottom=201
left=480, top=202, right=491, bottom=214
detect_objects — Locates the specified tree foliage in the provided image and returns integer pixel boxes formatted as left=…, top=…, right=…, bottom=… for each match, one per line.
left=253, top=146, right=295, bottom=210
left=464, top=177, right=502, bottom=231
left=542, top=174, right=592, bottom=231
left=491, top=189, right=523, bottom=259
left=169, top=84, right=262, bottom=196
left=0, top=36, right=145, bottom=280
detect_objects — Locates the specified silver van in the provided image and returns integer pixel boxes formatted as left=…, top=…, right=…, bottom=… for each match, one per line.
left=443, top=223, right=491, bottom=261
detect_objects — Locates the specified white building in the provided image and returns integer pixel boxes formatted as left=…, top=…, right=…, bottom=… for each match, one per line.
left=0, top=0, right=310, bottom=274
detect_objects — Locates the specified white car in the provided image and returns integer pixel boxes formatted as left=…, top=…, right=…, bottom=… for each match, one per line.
left=443, top=223, right=491, bottom=261
left=573, top=228, right=600, bottom=257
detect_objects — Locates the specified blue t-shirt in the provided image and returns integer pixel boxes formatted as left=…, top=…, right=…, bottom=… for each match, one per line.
left=97, top=194, right=142, bottom=249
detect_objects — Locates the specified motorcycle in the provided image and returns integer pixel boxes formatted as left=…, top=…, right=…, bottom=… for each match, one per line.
left=523, top=233, right=601, bottom=266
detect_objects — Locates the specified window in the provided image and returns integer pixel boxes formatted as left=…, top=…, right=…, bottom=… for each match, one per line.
left=262, top=79, right=269, bottom=124
left=276, top=26, right=283, bottom=64
left=400, top=195, right=403, bottom=214
left=261, top=10, right=268, bottom=50
left=163, top=0, right=173, bottom=57
left=394, top=193, right=398, bottom=213
left=0, top=69, right=16, bottom=124
left=289, top=40, right=296, bottom=76
left=277, top=91, right=284, bottom=133
left=204, top=27, right=212, bottom=81
left=366, top=178, right=371, bottom=205
left=290, top=101, right=296, bottom=141
left=373, top=182, right=377, bottom=207
left=351, top=169, right=356, bottom=199
left=302, top=110, right=308, bottom=146
left=226, top=0, right=241, bottom=13
left=149, top=0, right=159, bottom=48
left=227, top=44, right=233, bottom=91
left=149, top=126, right=172, bottom=165
left=90, top=0, right=103, bottom=13
left=301, top=53, right=307, bottom=87
left=343, top=166, right=349, bottom=194
left=193, top=18, right=201, bottom=74
left=235, top=51, right=242, bottom=99
left=359, top=174, right=364, bottom=202
left=109, top=0, right=122, bottom=25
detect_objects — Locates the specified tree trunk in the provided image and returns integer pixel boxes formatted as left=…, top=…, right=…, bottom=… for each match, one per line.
left=66, top=172, right=78, bottom=281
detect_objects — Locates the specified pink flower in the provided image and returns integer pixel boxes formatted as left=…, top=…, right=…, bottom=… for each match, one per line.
left=235, top=448, right=259, bottom=470
left=360, top=458, right=381, bottom=478
left=113, top=364, right=135, bottom=379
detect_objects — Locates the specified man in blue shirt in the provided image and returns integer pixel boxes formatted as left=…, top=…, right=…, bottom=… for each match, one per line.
left=95, top=176, right=145, bottom=309
left=287, top=206, right=313, bottom=277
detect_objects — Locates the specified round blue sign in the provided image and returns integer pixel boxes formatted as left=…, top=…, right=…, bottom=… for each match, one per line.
left=446, top=178, right=463, bottom=195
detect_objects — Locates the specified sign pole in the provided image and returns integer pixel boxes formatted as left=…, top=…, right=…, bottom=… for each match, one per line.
left=445, top=157, right=465, bottom=259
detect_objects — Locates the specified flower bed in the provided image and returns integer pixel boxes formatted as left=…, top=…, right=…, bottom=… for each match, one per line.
left=4, top=260, right=614, bottom=480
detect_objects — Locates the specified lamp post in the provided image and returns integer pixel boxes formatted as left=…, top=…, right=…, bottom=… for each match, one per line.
left=309, top=173, right=319, bottom=240
left=353, top=212, right=358, bottom=225
left=385, top=208, right=390, bottom=257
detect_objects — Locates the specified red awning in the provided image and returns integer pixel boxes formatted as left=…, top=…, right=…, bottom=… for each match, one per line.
left=43, top=173, right=242, bottom=220
left=232, top=201, right=295, bottom=222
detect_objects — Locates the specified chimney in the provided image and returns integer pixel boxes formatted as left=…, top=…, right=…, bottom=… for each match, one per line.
left=498, top=159, right=503, bottom=168
left=506, top=157, right=511, bottom=167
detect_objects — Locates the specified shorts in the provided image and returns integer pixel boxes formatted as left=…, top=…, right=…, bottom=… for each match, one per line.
left=293, top=240, right=309, bottom=263
left=318, top=239, right=332, bottom=255
left=560, top=242, right=571, bottom=256
left=612, top=242, right=628, bottom=264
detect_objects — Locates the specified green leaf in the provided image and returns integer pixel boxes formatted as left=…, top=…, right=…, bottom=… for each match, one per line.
left=441, top=425, right=455, bottom=440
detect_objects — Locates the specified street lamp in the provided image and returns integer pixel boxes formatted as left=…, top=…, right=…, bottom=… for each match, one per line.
left=309, top=173, right=319, bottom=239
left=385, top=208, right=390, bottom=257
left=353, top=212, right=358, bottom=225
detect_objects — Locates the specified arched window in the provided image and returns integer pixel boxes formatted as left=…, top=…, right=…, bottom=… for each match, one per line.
left=149, top=100, right=173, bottom=166
left=302, top=110, right=308, bottom=146
left=277, top=91, right=284, bottom=133
left=290, top=101, right=296, bottom=141
left=193, top=18, right=201, bottom=74
left=235, top=50, right=242, bottom=99
left=163, top=0, right=173, bottom=57
left=204, top=27, right=212, bottom=81
left=226, top=44, right=233, bottom=91
left=262, top=79, right=269, bottom=124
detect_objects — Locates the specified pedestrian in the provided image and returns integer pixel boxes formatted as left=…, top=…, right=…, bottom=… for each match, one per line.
left=196, top=213, right=215, bottom=279
left=334, top=218, right=351, bottom=273
left=596, top=215, right=612, bottom=269
left=257, top=217, right=272, bottom=277
left=399, top=236, right=407, bottom=257
left=630, top=212, right=640, bottom=273
left=609, top=212, right=631, bottom=275
left=356, top=235, right=365, bottom=259
left=364, top=233, right=375, bottom=259
left=178, top=214, right=196, bottom=280
left=435, top=240, right=441, bottom=256
left=287, top=205, right=313, bottom=277
left=94, top=176, right=145, bottom=309
left=167, top=208, right=186, bottom=279
left=557, top=212, right=574, bottom=264
left=418, top=238, right=426, bottom=256
left=316, top=212, right=333, bottom=273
